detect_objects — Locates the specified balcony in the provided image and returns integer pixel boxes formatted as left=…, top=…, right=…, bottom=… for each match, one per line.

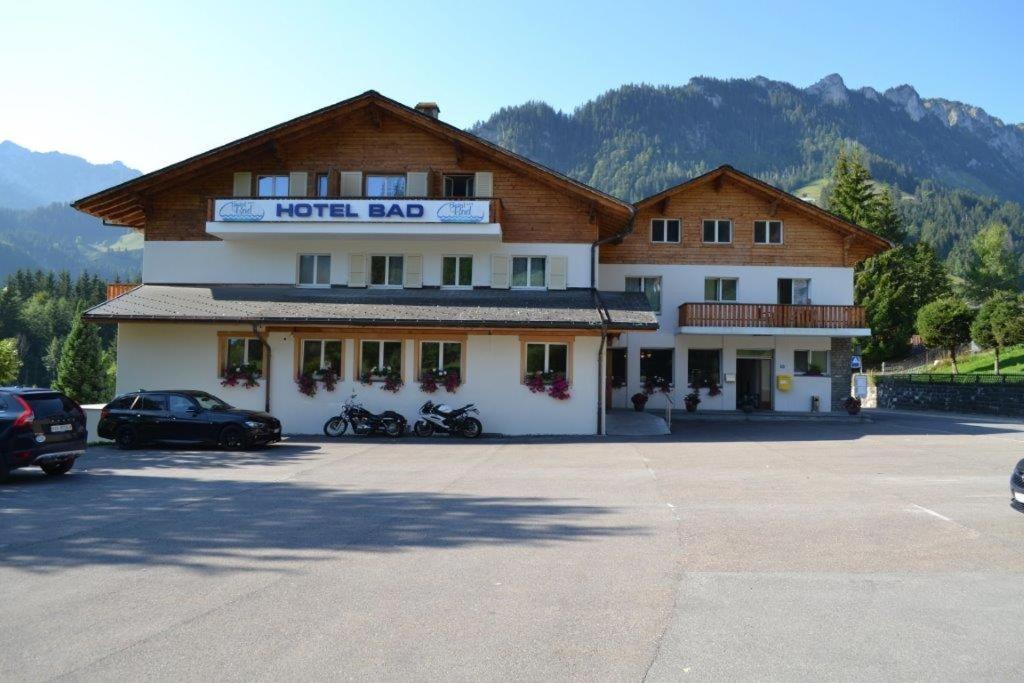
left=205, top=197, right=503, bottom=240
left=677, top=302, right=870, bottom=336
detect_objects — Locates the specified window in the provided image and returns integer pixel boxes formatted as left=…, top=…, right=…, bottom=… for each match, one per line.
left=610, top=348, right=627, bottom=387
left=702, top=219, right=732, bottom=244
left=524, top=342, right=569, bottom=377
left=777, top=278, right=811, bottom=305
left=443, top=174, right=475, bottom=198
left=223, top=336, right=263, bottom=373
left=168, top=394, right=197, bottom=415
left=256, top=174, right=289, bottom=197
left=298, top=254, right=331, bottom=287
left=370, top=255, right=404, bottom=286
left=640, top=348, right=673, bottom=383
left=301, top=339, right=343, bottom=376
left=625, top=276, right=662, bottom=312
left=687, top=349, right=721, bottom=388
left=365, top=174, right=406, bottom=197
left=511, top=256, right=546, bottom=288
left=361, top=340, right=403, bottom=376
left=138, top=394, right=168, bottom=412
left=420, top=341, right=463, bottom=378
left=651, top=218, right=681, bottom=243
left=442, top=255, right=473, bottom=287
left=754, top=220, right=783, bottom=244
left=315, top=173, right=329, bottom=197
left=704, top=277, right=738, bottom=302
left=795, top=350, right=830, bottom=376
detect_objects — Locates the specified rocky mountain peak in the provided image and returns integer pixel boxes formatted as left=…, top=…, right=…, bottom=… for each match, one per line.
left=806, top=73, right=849, bottom=105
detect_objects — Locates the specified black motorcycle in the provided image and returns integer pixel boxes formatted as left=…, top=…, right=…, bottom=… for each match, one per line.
left=323, top=393, right=407, bottom=437
left=413, top=401, right=483, bottom=438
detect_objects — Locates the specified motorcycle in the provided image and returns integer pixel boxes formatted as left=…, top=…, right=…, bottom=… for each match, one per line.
left=323, top=393, right=407, bottom=437
left=413, top=401, right=483, bottom=438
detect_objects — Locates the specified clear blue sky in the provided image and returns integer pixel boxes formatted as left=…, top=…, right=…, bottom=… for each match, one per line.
left=2, top=0, right=1021, bottom=172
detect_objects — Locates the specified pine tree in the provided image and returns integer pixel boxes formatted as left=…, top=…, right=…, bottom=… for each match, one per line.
left=53, top=314, right=107, bottom=403
left=866, top=187, right=907, bottom=244
left=43, top=336, right=62, bottom=383
left=827, top=147, right=875, bottom=227
left=960, top=222, right=1021, bottom=303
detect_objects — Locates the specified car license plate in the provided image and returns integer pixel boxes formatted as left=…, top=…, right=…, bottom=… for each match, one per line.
left=1015, top=491, right=1024, bottom=503
left=50, top=424, right=72, bottom=433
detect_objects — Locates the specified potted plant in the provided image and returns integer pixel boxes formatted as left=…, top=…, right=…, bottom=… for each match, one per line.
left=684, top=391, right=701, bottom=412
left=441, top=369, right=461, bottom=393
left=419, top=370, right=439, bottom=394
left=841, top=396, right=862, bottom=415
left=631, top=392, right=649, bottom=412
left=221, top=363, right=261, bottom=389
left=805, top=363, right=823, bottom=377
left=547, top=375, right=571, bottom=400
left=296, top=373, right=317, bottom=397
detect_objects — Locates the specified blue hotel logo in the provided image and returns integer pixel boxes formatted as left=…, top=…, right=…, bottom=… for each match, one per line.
left=436, top=202, right=485, bottom=223
left=218, top=201, right=266, bottom=222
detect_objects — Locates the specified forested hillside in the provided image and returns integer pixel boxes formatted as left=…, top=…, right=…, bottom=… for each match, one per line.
left=472, top=76, right=1024, bottom=267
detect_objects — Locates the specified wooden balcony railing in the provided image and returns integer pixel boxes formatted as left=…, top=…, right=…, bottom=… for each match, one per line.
left=106, top=283, right=138, bottom=300
left=678, top=303, right=866, bottom=329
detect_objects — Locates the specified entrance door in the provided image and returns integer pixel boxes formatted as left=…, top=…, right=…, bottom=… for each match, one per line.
left=736, top=354, right=773, bottom=410
left=608, top=348, right=627, bottom=407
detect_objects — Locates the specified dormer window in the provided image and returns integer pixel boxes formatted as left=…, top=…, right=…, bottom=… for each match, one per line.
left=444, top=174, right=475, bottom=198
left=365, top=175, right=406, bottom=197
left=651, top=218, right=681, bottom=243
left=257, top=175, right=288, bottom=197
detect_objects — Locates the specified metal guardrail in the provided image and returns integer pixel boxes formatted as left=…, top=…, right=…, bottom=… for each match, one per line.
left=875, top=373, right=1024, bottom=385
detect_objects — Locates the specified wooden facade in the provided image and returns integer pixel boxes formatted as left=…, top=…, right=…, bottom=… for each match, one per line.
left=601, top=167, right=890, bottom=267
left=678, top=302, right=867, bottom=329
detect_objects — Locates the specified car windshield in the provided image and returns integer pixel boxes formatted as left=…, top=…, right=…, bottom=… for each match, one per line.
left=188, top=392, right=232, bottom=411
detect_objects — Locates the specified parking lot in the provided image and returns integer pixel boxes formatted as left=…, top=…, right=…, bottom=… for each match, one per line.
left=2, top=411, right=1023, bottom=680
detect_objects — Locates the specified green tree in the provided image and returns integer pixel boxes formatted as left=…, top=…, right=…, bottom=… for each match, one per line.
left=0, top=338, right=20, bottom=384
left=43, top=336, right=62, bottom=383
left=53, top=315, right=107, bottom=403
left=970, top=292, right=1024, bottom=374
left=959, top=222, right=1021, bottom=303
left=856, top=243, right=951, bottom=363
left=866, top=187, right=907, bottom=244
left=827, top=147, right=875, bottom=227
left=916, top=297, right=974, bottom=374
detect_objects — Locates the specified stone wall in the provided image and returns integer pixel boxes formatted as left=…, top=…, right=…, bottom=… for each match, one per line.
left=830, top=337, right=852, bottom=410
left=875, top=378, right=1024, bottom=417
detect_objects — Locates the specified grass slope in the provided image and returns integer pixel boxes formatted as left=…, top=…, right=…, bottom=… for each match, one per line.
left=928, top=345, right=1024, bottom=374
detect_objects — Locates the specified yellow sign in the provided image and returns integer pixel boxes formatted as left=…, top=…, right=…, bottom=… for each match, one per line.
left=776, top=374, right=792, bottom=392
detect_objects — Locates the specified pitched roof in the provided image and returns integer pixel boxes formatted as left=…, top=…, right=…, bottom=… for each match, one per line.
left=83, top=285, right=658, bottom=331
left=635, top=165, right=893, bottom=254
left=72, top=91, right=632, bottom=230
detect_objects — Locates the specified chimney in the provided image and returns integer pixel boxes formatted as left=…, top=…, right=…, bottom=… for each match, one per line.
left=415, top=102, right=440, bottom=119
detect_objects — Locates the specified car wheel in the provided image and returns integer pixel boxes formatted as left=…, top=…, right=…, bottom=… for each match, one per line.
left=413, top=420, right=434, bottom=437
left=115, top=426, right=138, bottom=450
left=323, top=417, right=348, bottom=437
left=459, top=417, right=483, bottom=439
left=220, top=425, right=249, bottom=450
left=41, top=460, right=74, bottom=476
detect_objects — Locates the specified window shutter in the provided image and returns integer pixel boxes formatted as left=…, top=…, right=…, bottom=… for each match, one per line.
left=348, top=253, right=366, bottom=288
left=340, top=172, right=363, bottom=197
left=474, top=172, right=493, bottom=198
left=490, top=254, right=509, bottom=289
left=288, top=172, right=308, bottom=197
left=405, top=172, right=428, bottom=197
left=548, top=256, right=567, bottom=290
left=403, top=254, right=423, bottom=288
left=232, top=172, right=252, bottom=197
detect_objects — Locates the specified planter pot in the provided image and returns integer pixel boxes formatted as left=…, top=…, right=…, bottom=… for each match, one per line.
left=845, top=405, right=861, bottom=415
left=684, top=402, right=698, bottom=413
left=632, top=403, right=646, bottom=412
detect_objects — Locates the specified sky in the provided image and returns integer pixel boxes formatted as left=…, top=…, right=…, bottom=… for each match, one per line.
left=2, top=0, right=1022, bottom=172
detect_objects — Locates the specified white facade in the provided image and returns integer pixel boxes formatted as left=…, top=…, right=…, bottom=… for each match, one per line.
left=600, top=262, right=856, bottom=412
left=117, top=323, right=601, bottom=435
left=143, top=240, right=593, bottom=289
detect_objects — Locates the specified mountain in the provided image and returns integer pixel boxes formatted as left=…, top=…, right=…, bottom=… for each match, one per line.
left=0, top=141, right=142, bottom=280
left=471, top=75, right=1024, bottom=265
left=0, top=140, right=140, bottom=210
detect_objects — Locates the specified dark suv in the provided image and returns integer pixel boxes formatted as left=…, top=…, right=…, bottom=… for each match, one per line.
left=97, top=390, right=281, bottom=450
left=0, top=387, right=87, bottom=481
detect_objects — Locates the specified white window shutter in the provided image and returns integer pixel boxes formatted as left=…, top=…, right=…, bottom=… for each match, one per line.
left=548, top=256, right=567, bottom=290
left=340, top=172, right=363, bottom=197
left=288, top=172, right=308, bottom=197
left=474, top=172, right=493, bottom=198
left=232, top=172, right=252, bottom=197
left=405, top=172, right=428, bottom=197
left=348, top=253, right=366, bottom=288
left=403, top=254, right=423, bottom=288
left=490, top=254, right=509, bottom=289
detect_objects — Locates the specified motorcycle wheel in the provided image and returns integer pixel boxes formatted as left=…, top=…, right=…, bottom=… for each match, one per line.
left=384, top=420, right=404, bottom=438
left=459, top=417, right=483, bottom=439
left=413, top=420, right=434, bottom=437
left=323, top=417, right=348, bottom=437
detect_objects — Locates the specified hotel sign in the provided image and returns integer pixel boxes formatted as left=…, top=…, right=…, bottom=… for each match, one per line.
left=214, top=199, right=490, bottom=224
